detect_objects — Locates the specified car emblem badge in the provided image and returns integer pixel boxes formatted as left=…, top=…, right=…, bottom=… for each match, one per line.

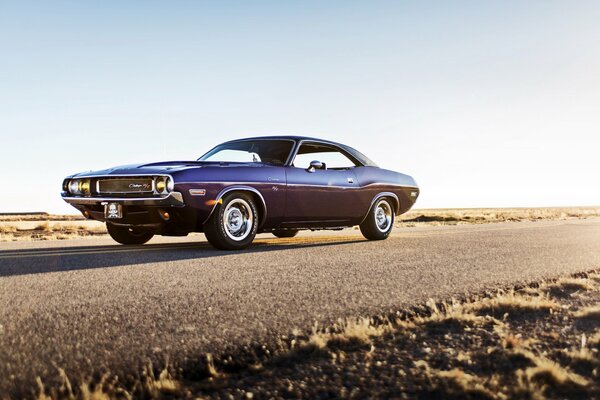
left=129, top=183, right=151, bottom=189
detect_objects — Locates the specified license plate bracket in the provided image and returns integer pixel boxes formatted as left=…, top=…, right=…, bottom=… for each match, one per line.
left=104, top=203, right=123, bottom=219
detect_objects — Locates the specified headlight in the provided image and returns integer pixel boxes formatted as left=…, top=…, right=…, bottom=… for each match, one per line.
left=80, top=179, right=90, bottom=194
left=155, top=177, right=169, bottom=194
left=68, top=180, right=81, bottom=195
left=68, top=179, right=91, bottom=195
left=166, top=177, right=174, bottom=192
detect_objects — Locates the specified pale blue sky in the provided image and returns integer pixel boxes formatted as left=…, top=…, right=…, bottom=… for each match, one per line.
left=1, top=1, right=599, bottom=213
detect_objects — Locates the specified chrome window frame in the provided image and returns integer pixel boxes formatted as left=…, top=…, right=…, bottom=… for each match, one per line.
left=287, top=140, right=365, bottom=169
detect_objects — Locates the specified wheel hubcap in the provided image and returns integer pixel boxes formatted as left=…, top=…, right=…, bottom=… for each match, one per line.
left=223, top=199, right=254, bottom=241
left=374, top=200, right=392, bottom=232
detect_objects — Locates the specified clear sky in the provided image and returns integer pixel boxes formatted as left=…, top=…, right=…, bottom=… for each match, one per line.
left=1, top=1, right=599, bottom=213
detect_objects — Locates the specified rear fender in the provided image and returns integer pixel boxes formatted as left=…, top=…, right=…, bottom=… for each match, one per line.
left=360, top=192, right=400, bottom=225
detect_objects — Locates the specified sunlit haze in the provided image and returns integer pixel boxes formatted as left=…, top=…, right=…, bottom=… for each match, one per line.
left=1, top=1, right=599, bottom=213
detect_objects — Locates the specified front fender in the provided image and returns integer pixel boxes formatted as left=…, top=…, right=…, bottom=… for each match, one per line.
left=171, top=165, right=286, bottom=229
left=206, top=185, right=268, bottom=227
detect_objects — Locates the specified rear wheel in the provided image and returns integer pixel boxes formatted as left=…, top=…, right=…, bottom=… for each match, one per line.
left=106, top=223, right=154, bottom=245
left=272, top=229, right=299, bottom=238
left=359, top=198, right=394, bottom=240
left=203, top=192, right=259, bottom=250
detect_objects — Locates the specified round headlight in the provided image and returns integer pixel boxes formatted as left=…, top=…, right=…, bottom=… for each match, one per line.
left=68, top=180, right=81, bottom=195
left=156, top=177, right=167, bottom=193
left=80, top=179, right=91, bottom=194
left=166, top=177, right=174, bottom=192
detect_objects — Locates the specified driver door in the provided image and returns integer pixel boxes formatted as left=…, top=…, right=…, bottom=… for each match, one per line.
left=283, top=142, right=362, bottom=226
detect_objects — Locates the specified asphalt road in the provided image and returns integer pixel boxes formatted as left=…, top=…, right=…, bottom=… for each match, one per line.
left=1, top=219, right=600, bottom=395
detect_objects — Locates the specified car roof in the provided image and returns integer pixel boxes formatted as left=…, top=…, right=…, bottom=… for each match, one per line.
left=223, top=136, right=378, bottom=167
left=226, top=135, right=343, bottom=146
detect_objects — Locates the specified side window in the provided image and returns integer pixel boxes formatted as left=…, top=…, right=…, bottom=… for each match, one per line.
left=293, top=143, right=358, bottom=169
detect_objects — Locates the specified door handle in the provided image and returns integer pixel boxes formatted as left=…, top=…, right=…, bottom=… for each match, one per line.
left=347, top=177, right=354, bottom=184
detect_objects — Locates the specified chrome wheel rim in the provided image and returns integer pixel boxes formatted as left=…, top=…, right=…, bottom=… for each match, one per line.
left=374, top=199, right=392, bottom=233
left=223, top=198, right=254, bottom=241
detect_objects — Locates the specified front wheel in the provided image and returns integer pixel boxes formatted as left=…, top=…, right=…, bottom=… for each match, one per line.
left=106, top=223, right=154, bottom=245
left=359, top=198, right=395, bottom=240
left=203, top=192, right=259, bottom=250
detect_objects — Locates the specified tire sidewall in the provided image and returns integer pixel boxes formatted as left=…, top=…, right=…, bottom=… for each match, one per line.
left=360, top=197, right=395, bottom=240
left=214, top=193, right=259, bottom=249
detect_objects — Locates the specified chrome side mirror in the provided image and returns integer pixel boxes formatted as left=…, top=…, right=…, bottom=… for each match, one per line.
left=307, top=160, right=325, bottom=173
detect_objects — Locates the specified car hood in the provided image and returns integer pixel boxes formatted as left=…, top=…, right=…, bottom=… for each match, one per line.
left=71, top=161, right=264, bottom=178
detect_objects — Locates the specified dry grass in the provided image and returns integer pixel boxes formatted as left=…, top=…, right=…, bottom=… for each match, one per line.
left=497, top=328, right=540, bottom=350
left=588, top=331, right=600, bottom=347
left=36, top=369, right=122, bottom=400
left=36, top=365, right=181, bottom=400
left=508, top=352, right=591, bottom=399
left=35, top=222, right=52, bottom=232
left=267, top=283, right=591, bottom=399
left=0, top=225, right=18, bottom=233
left=413, top=361, right=498, bottom=400
left=573, top=306, right=600, bottom=330
left=398, top=206, right=600, bottom=226
left=204, top=353, right=221, bottom=379
left=143, top=365, right=180, bottom=396
left=564, top=346, right=597, bottom=365
left=402, top=299, right=496, bottom=334
left=543, top=277, right=595, bottom=298
left=465, top=291, right=559, bottom=319
left=514, top=370, right=546, bottom=400
left=524, top=356, right=589, bottom=390
left=415, top=330, right=591, bottom=399
left=0, top=222, right=106, bottom=242
left=574, top=306, right=600, bottom=320
left=432, top=368, right=498, bottom=399
left=307, top=317, right=391, bottom=351
left=268, top=317, right=392, bottom=370
left=0, top=213, right=83, bottom=222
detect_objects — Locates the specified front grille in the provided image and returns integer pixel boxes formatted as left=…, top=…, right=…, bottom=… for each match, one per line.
left=97, top=178, right=154, bottom=195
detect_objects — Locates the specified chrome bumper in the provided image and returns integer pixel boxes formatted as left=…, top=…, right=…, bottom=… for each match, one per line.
left=61, top=191, right=185, bottom=207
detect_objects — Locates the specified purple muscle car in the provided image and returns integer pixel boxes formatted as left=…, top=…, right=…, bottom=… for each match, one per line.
left=62, top=136, right=419, bottom=250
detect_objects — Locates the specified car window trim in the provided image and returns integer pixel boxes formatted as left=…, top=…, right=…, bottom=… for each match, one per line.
left=287, top=140, right=364, bottom=169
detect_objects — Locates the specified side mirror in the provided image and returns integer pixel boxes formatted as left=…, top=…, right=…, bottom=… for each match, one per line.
left=307, top=160, right=325, bottom=173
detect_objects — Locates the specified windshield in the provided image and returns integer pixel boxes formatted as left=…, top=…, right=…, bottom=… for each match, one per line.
left=199, top=139, right=294, bottom=166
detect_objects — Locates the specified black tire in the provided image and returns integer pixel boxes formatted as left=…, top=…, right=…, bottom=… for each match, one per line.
left=272, top=229, right=299, bottom=238
left=359, top=198, right=395, bottom=240
left=106, top=223, right=154, bottom=245
left=203, top=192, right=259, bottom=250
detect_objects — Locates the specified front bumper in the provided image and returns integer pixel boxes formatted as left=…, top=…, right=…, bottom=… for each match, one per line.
left=61, top=191, right=185, bottom=207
